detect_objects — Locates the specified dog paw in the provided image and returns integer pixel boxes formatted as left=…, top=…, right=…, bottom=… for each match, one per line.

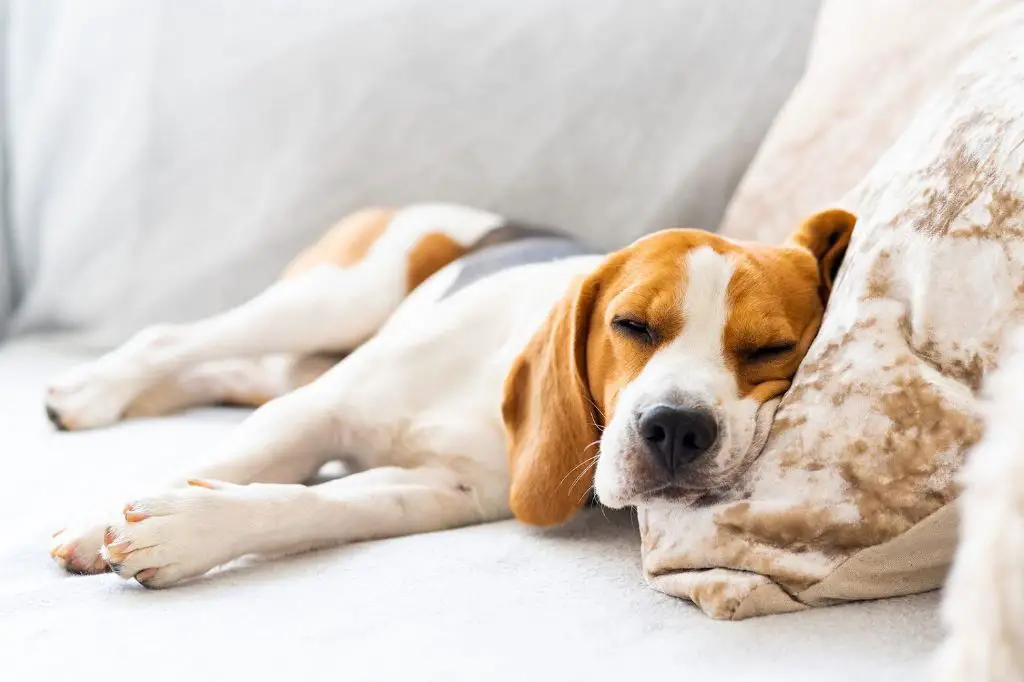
left=43, top=329, right=175, bottom=430
left=45, top=355, right=158, bottom=430
left=102, top=481, right=246, bottom=588
left=50, top=523, right=111, bottom=574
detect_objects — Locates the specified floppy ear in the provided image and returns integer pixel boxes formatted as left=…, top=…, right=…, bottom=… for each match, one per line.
left=788, top=209, right=857, bottom=302
left=502, top=273, right=601, bottom=527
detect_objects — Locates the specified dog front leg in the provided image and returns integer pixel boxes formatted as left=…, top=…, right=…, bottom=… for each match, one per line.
left=50, top=377, right=349, bottom=574
left=101, top=465, right=508, bottom=588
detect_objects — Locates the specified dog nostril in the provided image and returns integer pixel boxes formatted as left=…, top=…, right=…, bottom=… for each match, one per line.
left=639, top=404, right=718, bottom=473
left=644, top=424, right=666, bottom=443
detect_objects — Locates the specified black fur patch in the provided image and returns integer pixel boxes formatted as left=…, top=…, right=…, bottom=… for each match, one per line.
left=440, top=220, right=598, bottom=299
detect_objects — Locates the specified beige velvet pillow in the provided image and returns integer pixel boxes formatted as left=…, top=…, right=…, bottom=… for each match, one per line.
left=639, top=27, right=1024, bottom=619
left=718, top=0, right=1024, bottom=244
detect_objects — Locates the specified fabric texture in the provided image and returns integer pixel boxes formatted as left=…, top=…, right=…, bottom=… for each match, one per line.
left=5, top=0, right=821, bottom=346
left=640, top=26, right=1024, bottom=619
left=0, top=0, right=12, bottom=339
left=0, top=339, right=945, bottom=681
left=718, top=0, right=1024, bottom=244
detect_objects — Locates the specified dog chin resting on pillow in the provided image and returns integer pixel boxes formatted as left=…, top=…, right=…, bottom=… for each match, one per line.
left=45, top=202, right=853, bottom=588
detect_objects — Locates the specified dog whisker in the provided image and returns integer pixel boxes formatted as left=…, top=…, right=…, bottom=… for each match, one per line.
left=558, top=452, right=601, bottom=489
left=578, top=483, right=598, bottom=506
left=567, top=456, right=600, bottom=494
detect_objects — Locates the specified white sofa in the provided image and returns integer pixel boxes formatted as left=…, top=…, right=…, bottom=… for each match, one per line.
left=1, top=3, right=944, bottom=680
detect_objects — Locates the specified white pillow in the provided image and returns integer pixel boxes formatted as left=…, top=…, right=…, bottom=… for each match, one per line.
left=5, top=0, right=822, bottom=344
left=719, top=0, right=1024, bottom=245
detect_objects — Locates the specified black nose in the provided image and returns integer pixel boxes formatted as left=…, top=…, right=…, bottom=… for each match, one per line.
left=638, top=404, right=718, bottom=473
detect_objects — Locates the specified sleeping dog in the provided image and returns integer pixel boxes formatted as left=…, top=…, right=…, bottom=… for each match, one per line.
left=47, top=203, right=853, bottom=587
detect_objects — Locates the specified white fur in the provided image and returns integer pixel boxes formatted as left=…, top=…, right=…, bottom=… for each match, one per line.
left=101, top=468, right=494, bottom=588
left=46, top=263, right=406, bottom=429
left=384, top=203, right=503, bottom=248
left=48, top=203, right=601, bottom=584
left=933, top=327, right=1024, bottom=682
left=45, top=203, right=501, bottom=431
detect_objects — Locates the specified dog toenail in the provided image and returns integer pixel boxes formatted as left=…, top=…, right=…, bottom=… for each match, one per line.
left=45, top=404, right=68, bottom=431
left=123, top=505, right=149, bottom=522
left=187, top=479, right=217, bottom=489
left=51, top=543, right=74, bottom=560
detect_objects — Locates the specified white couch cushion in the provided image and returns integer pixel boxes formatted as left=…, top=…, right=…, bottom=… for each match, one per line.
left=6, top=0, right=821, bottom=344
left=2, top=339, right=945, bottom=681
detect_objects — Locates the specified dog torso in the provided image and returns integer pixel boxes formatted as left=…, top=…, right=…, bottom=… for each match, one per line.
left=335, top=228, right=603, bottom=482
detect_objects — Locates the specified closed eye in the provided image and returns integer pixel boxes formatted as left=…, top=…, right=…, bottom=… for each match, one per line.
left=612, top=316, right=654, bottom=343
left=743, top=342, right=797, bottom=363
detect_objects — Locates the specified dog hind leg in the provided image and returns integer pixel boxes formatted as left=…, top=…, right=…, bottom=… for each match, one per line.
left=44, top=204, right=496, bottom=429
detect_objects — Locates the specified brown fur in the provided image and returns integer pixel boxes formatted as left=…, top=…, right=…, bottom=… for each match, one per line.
left=502, top=274, right=602, bottom=527
left=787, top=209, right=856, bottom=303
left=584, top=250, right=684, bottom=417
left=727, top=209, right=855, bottom=398
left=406, top=233, right=468, bottom=292
left=281, top=208, right=395, bottom=279
left=238, top=209, right=472, bottom=411
left=283, top=209, right=470, bottom=297
left=502, top=210, right=856, bottom=526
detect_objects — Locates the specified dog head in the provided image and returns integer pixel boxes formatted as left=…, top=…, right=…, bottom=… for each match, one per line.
left=502, top=209, right=855, bottom=525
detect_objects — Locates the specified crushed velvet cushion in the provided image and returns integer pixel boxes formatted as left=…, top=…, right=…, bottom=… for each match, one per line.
left=639, top=27, right=1024, bottom=619
left=718, top=0, right=1024, bottom=244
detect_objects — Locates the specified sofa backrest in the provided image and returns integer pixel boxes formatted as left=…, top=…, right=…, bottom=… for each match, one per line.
left=0, top=1, right=11, bottom=339
left=3, top=0, right=821, bottom=344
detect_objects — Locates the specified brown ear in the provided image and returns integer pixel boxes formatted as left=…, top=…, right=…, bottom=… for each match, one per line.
left=502, top=273, right=601, bottom=527
left=788, top=209, right=857, bottom=301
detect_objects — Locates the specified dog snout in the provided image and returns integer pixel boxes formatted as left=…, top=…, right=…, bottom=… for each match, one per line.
left=638, top=404, right=718, bottom=473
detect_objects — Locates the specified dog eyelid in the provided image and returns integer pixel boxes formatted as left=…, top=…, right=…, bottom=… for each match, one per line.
left=742, top=341, right=797, bottom=362
left=611, top=315, right=655, bottom=343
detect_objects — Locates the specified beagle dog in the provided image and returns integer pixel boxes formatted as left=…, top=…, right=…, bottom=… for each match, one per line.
left=47, top=203, right=854, bottom=587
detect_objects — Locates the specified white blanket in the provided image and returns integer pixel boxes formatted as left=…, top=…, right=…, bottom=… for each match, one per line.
left=1, top=339, right=943, bottom=681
